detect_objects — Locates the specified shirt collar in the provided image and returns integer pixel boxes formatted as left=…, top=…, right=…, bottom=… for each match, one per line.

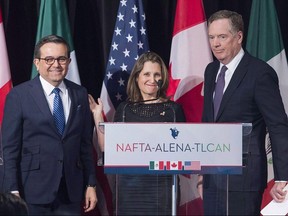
left=39, top=76, right=66, bottom=96
left=222, top=48, right=245, bottom=72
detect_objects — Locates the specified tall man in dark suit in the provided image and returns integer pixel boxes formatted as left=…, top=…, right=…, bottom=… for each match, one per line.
left=202, top=10, right=288, bottom=215
left=1, top=35, right=97, bottom=215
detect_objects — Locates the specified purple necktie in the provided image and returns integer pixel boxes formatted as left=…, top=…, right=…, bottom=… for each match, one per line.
left=213, top=65, right=227, bottom=119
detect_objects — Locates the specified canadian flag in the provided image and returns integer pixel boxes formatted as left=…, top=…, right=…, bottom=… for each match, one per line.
left=0, top=7, right=12, bottom=126
left=167, top=0, right=212, bottom=215
left=167, top=0, right=212, bottom=123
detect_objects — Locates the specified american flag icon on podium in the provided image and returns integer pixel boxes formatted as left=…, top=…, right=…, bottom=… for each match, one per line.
left=184, top=161, right=201, bottom=170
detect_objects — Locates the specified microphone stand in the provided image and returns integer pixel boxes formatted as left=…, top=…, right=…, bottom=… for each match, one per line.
left=171, top=104, right=177, bottom=216
left=121, top=79, right=177, bottom=215
left=122, top=102, right=129, bottom=122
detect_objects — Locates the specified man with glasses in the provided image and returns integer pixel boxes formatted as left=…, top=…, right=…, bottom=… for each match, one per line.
left=1, top=35, right=97, bottom=215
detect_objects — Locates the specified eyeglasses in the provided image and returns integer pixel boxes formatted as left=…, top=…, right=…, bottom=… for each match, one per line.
left=38, top=56, right=70, bottom=65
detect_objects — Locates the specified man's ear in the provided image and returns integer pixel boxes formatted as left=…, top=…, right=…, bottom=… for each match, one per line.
left=33, top=59, right=40, bottom=71
left=238, top=31, right=243, bottom=44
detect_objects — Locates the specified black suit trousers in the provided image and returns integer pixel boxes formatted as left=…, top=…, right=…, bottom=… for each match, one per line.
left=27, top=178, right=81, bottom=215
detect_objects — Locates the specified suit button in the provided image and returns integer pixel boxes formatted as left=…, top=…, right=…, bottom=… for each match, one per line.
left=58, top=160, right=63, bottom=163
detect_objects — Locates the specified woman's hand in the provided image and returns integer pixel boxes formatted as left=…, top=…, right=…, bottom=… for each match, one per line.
left=88, top=94, right=105, bottom=152
left=88, top=94, right=103, bottom=120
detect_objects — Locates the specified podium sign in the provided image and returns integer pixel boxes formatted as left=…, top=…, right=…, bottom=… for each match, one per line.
left=104, top=123, right=243, bottom=174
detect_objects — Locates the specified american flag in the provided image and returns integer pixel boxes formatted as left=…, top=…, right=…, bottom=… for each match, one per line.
left=91, top=1, right=149, bottom=215
left=184, top=161, right=201, bottom=171
left=100, top=0, right=149, bottom=121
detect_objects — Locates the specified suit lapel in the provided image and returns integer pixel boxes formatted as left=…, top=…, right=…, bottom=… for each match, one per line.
left=206, top=63, right=219, bottom=121
left=216, top=53, right=250, bottom=120
left=28, top=76, right=59, bottom=134
left=62, top=80, right=77, bottom=138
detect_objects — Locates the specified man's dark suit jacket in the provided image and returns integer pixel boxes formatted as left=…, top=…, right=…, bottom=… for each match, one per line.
left=202, top=51, right=288, bottom=192
left=2, top=76, right=96, bottom=204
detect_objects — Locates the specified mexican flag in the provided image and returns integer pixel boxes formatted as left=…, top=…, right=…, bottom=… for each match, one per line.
left=31, top=0, right=80, bottom=84
left=245, top=0, right=288, bottom=211
left=0, top=7, right=12, bottom=126
left=149, top=161, right=165, bottom=170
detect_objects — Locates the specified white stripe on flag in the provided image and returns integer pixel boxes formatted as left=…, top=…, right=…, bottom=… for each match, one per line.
left=267, top=50, right=288, bottom=112
left=100, top=84, right=115, bottom=122
left=170, top=22, right=212, bottom=100
left=66, top=51, right=81, bottom=85
left=0, top=21, right=11, bottom=87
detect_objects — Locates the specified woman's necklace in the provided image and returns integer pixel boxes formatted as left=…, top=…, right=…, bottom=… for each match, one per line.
left=144, top=98, right=160, bottom=104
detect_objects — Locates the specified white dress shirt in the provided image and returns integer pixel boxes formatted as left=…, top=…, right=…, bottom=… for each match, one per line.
left=39, top=76, right=71, bottom=122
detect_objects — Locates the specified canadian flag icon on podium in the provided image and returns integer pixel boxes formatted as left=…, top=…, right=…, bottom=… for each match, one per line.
left=166, top=161, right=182, bottom=170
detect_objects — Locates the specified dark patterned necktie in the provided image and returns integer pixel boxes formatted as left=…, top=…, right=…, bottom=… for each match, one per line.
left=52, top=88, right=65, bottom=135
left=213, top=65, right=227, bottom=119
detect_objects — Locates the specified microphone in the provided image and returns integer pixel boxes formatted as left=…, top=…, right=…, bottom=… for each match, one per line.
left=156, top=79, right=163, bottom=98
left=156, top=79, right=176, bottom=122
left=157, top=79, right=163, bottom=90
left=171, top=106, right=176, bottom=122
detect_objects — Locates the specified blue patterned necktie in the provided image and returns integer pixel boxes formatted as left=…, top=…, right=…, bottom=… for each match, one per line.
left=213, top=65, right=227, bottom=120
left=52, top=88, right=65, bottom=135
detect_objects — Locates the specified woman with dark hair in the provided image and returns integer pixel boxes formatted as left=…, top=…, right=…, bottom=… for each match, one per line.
left=89, top=51, right=186, bottom=215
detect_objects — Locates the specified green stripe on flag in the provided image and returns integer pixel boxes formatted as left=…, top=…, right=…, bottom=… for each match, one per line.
left=149, top=161, right=155, bottom=170
left=31, top=0, right=80, bottom=84
left=246, top=0, right=284, bottom=62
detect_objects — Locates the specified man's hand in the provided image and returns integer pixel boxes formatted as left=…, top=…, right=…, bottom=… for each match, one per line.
left=83, top=186, right=98, bottom=212
left=197, top=175, right=203, bottom=199
left=12, top=192, right=21, bottom=198
left=270, top=181, right=287, bottom=202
